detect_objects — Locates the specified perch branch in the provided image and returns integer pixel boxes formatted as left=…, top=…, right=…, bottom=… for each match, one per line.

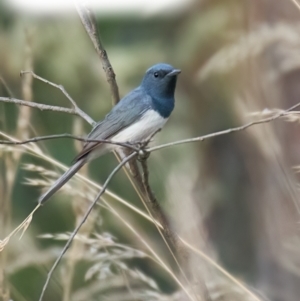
left=73, top=4, right=182, bottom=262
left=0, top=133, right=139, bottom=151
left=148, top=100, right=300, bottom=153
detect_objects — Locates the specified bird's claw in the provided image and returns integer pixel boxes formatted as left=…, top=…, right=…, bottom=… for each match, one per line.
left=136, top=142, right=150, bottom=161
left=138, top=149, right=150, bottom=161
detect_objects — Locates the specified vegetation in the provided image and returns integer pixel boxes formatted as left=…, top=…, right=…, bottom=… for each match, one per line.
left=1, top=1, right=300, bottom=300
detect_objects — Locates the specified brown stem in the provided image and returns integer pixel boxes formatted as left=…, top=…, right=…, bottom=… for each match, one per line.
left=74, top=2, right=186, bottom=268
left=75, top=1, right=120, bottom=105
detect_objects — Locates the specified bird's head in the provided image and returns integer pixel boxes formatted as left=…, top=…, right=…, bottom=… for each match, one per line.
left=141, top=63, right=181, bottom=99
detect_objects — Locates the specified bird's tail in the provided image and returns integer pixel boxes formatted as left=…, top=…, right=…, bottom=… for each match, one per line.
left=38, top=158, right=86, bottom=205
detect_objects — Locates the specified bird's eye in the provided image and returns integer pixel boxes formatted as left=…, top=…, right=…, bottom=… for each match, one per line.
left=154, top=72, right=159, bottom=78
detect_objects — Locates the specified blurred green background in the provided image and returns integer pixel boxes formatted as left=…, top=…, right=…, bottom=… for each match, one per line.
left=1, top=0, right=300, bottom=300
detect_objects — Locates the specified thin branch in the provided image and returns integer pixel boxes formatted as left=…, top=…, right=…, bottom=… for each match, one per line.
left=20, top=71, right=95, bottom=126
left=38, top=152, right=137, bottom=301
left=0, top=97, right=78, bottom=115
left=2, top=97, right=300, bottom=155
left=2, top=100, right=300, bottom=157
left=138, top=130, right=191, bottom=285
left=116, top=133, right=192, bottom=287
left=74, top=2, right=187, bottom=282
left=74, top=1, right=120, bottom=105
left=140, top=158, right=190, bottom=274
left=139, top=159, right=177, bottom=245
left=73, top=1, right=149, bottom=221
left=0, top=133, right=139, bottom=151
left=148, top=101, right=300, bottom=153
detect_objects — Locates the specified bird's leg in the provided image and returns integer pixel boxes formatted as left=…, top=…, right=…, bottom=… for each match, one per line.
left=138, top=146, right=150, bottom=161
left=137, top=129, right=161, bottom=161
left=122, top=141, right=147, bottom=160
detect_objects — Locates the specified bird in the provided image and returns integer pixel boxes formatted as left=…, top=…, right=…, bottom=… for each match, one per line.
left=39, top=63, right=181, bottom=205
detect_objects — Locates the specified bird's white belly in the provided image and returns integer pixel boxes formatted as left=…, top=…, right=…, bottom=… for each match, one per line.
left=111, top=110, right=167, bottom=144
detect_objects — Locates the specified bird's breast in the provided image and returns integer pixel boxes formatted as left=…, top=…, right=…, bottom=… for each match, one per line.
left=111, top=110, right=167, bottom=143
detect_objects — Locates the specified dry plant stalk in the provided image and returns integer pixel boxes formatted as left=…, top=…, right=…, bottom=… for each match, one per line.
left=0, top=29, right=34, bottom=301
left=75, top=1, right=186, bottom=273
left=61, top=119, right=99, bottom=301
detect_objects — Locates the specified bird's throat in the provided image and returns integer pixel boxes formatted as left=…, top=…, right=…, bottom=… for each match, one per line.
left=151, top=96, right=174, bottom=118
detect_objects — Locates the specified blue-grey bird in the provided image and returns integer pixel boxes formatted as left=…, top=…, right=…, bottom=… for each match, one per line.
left=39, top=63, right=180, bottom=205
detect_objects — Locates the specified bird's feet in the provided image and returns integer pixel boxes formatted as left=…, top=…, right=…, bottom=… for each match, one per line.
left=136, top=141, right=150, bottom=161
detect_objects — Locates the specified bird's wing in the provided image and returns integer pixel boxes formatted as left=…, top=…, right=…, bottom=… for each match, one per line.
left=74, top=87, right=151, bottom=161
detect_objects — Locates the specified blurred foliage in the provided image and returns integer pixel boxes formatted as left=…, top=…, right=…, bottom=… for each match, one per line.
left=1, top=0, right=300, bottom=301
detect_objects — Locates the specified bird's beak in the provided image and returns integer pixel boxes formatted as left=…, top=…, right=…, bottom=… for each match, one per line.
left=167, top=69, right=181, bottom=77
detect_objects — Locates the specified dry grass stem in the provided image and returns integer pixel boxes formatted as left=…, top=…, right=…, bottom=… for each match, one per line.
left=20, top=70, right=95, bottom=126
left=38, top=152, right=137, bottom=301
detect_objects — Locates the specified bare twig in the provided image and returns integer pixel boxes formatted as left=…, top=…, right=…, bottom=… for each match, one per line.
left=139, top=159, right=191, bottom=279
left=0, top=133, right=139, bottom=151
left=74, top=3, right=186, bottom=266
left=0, top=97, right=79, bottom=115
left=0, top=76, right=14, bottom=97
left=0, top=130, right=158, bottom=226
left=74, top=1, right=120, bottom=105
left=73, top=5, right=158, bottom=242
left=137, top=130, right=181, bottom=252
left=73, top=3, right=184, bottom=269
left=20, top=71, right=95, bottom=126
left=148, top=101, right=300, bottom=153
left=38, top=152, right=137, bottom=301
left=140, top=159, right=179, bottom=247
left=2, top=101, right=300, bottom=155
left=62, top=119, right=95, bottom=301
left=138, top=134, right=192, bottom=288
